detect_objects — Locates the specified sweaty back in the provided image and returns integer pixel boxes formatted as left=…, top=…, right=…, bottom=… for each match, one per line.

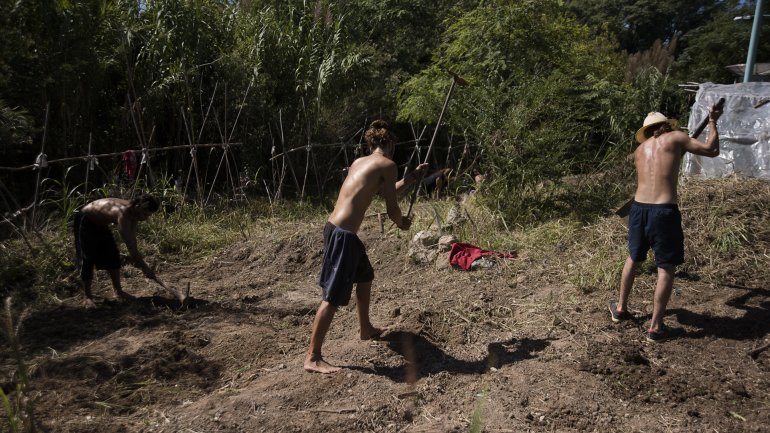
left=634, top=131, right=685, bottom=204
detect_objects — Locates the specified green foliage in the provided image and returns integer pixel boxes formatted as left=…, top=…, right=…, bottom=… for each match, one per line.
left=398, top=0, right=635, bottom=225
left=0, top=298, right=34, bottom=433
left=0, top=0, right=762, bottom=228
left=673, top=3, right=769, bottom=83
left=0, top=101, right=33, bottom=150
left=143, top=204, right=245, bottom=261
left=566, top=0, right=732, bottom=54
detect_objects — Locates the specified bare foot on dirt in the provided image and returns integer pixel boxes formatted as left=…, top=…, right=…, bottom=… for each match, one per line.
left=360, top=325, right=388, bottom=340
left=304, top=356, right=341, bottom=374
left=178, top=284, right=190, bottom=305
left=83, top=298, right=97, bottom=308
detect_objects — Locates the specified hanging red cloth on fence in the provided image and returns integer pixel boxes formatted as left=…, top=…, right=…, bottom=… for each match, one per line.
left=122, top=150, right=138, bottom=179
left=448, top=242, right=516, bottom=271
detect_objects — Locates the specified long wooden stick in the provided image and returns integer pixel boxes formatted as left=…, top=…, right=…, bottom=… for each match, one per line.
left=84, top=133, right=93, bottom=197
left=278, top=109, right=301, bottom=194
left=748, top=341, right=770, bottom=359
left=150, top=275, right=187, bottom=304
left=406, top=76, right=460, bottom=218
left=31, top=102, right=50, bottom=229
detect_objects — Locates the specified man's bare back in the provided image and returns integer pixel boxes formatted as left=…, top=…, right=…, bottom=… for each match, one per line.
left=82, top=198, right=132, bottom=226
left=634, top=117, right=720, bottom=205
left=328, top=152, right=406, bottom=233
left=81, top=198, right=149, bottom=262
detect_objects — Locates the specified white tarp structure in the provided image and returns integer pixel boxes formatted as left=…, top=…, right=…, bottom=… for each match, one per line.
left=683, top=82, right=770, bottom=179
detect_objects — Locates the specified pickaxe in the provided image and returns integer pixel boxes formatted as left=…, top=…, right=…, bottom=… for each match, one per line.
left=150, top=274, right=190, bottom=305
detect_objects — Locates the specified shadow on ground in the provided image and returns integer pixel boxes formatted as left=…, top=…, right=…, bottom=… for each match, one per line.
left=672, top=285, right=770, bottom=341
left=348, top=331, right=550, bottom=382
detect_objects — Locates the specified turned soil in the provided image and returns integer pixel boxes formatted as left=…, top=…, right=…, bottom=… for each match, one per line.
left=2, top=183, right=769, bottom=433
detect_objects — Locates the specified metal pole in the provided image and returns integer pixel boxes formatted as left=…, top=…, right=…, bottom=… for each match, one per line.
left=744, top=0, right=765, bottom=83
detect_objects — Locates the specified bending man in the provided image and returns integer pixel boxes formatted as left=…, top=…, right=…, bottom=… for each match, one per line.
left=74, top=195, right=160, bottom=306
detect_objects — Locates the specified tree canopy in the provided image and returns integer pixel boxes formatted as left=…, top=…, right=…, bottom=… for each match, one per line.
left=0, top=0, right=766, bottom=222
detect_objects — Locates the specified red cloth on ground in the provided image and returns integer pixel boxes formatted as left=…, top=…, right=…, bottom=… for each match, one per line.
left=122, top=150, right=138, bottom=179
left=448, top=242, right=516, bottom=271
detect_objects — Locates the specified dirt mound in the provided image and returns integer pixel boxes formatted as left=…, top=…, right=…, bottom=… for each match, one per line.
left=2, top=178, right=769, bottom=432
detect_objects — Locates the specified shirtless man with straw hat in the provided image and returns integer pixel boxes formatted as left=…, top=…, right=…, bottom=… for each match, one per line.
left=609, top=104, right=722, bottom=342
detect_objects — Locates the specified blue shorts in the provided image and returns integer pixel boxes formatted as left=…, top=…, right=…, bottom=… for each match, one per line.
left=318, top=222, right=374, bottom=306
left=628, top=202, right=684, bottom=268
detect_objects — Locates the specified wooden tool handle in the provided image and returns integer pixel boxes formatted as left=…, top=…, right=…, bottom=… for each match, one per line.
left=689, top=97, right=725, bottom=139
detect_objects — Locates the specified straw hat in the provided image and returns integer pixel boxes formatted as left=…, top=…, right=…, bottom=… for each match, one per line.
left=635, top=112, right=679, bottom=143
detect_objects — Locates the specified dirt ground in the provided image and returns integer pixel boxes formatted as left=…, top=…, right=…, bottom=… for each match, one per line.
left=2, top=207, right=770, bottom=433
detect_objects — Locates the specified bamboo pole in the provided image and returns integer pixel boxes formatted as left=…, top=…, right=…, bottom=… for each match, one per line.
left=301, top=143, right=310, bottom=198
left=130, top=148, right=145, bottom=198
left=205, top=147, right=228, bottom=204
left=445, top=132, right=454, bottom=167
left=198, top=82, right=218, bottom=144
left=84, top=133, right=93, bottom=197
left=268, top=122, right=281, bottom=200
left=1, top=217, right=36, bottom=257
left=144, top=125, right=157, bottom=187
left=279, top=109, right=301, bottom=194
left=31, top=102, right=50, bottom=229
left=224, top=146, right=239, bottom=201
left=404, top=124, right=427, bottom=179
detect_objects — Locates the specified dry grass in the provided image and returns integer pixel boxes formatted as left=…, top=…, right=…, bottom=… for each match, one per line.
left=559, top=177, right=770, bottom=292
left=678, top=177, right=770, bottom=285
left=414, top=177, right=770, bottom=295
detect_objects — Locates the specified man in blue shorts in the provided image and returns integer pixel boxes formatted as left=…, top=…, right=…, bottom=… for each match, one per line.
left=304, top=120, right=427, bottom=373
left=609, top=105, right=722, bottom=342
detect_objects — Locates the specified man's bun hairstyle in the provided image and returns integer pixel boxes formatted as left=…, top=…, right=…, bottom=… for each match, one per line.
left=365, top=119, right=394, bottom=151
left=131, top=194, right=160, bottom=213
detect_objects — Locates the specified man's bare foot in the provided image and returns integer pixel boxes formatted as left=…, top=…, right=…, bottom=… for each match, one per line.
left=360, top=325, right=388, bottom=340
left=178, top=284, right=190, bottom=305
left=304, top=356, right=341, bottom=374
left=83, top=298, right=97, bottom=308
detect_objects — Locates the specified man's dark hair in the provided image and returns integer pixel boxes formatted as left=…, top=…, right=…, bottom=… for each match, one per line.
left=652, top=123, right=675, bottom=138
left=364, top=119, right=395, bottom=151
left=131, top=194, right=160, bottom=212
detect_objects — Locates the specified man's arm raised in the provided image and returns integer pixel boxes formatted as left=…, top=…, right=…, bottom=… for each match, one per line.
left=395, top=163, right=428, bottom=194
left=381, top=163, right=410, bottom=230
left=684, top=104, right=722, bottom=157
